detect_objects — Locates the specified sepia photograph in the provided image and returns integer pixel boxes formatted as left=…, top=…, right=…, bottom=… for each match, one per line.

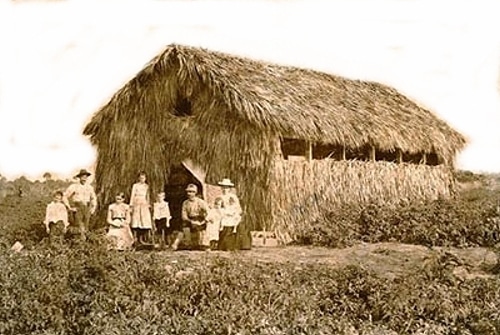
left=0, top=0, right=499, bottom=334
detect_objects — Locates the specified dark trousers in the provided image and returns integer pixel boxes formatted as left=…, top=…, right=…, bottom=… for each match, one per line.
left=155, top=218, right=172, bottom=246
left=186, top=229, right=201, bottom=250
left=181, top=218, right=205, bottom=249
left=73, top=202, right=91, bottom=241
left=209, top=240, right=218, bottom=250
left=48, top=220, right=66, bottom=245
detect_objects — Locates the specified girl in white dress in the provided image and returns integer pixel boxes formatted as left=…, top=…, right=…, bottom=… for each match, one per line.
left=204, top=197, right=223, bottom=250
left=129, top=171, right=153, bottom=243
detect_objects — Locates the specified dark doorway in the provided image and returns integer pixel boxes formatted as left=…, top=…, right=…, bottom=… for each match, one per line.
left=164, top=164, right=204, bottom=232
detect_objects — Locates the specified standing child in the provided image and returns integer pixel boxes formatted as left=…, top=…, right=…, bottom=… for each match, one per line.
left=153, top=192, right=172, bottom=248
left=205, top=197, right=223, bottom=250
left=44, top=190, right=69, bottom=245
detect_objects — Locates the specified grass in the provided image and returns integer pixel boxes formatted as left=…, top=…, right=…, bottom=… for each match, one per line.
left=0, top=172, right=499, bottom=334
left=1, top=238, right=499, bottom=335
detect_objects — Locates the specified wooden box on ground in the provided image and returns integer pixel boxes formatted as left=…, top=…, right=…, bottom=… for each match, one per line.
left=251, top=231, right=279, bottom=247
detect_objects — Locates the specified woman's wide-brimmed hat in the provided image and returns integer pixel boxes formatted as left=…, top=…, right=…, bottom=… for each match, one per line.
left=75, top=169, right=92, bottom=178
left=218, top=178, right=234, bottom=187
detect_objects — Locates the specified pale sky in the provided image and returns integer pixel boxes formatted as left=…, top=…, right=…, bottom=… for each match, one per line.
left=0, top=0, right=499, bottom=180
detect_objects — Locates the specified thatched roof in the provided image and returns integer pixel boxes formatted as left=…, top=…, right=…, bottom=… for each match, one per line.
left=84, top=44, right=465, bottom=163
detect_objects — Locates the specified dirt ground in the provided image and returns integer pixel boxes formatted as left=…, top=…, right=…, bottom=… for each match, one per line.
left=154, top=242, right=499, bottom=280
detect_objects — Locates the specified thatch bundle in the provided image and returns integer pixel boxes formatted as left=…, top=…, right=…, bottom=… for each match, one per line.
left=83, top=44, right=465, bottom=237
left=269, top=160, right=455, bottom=241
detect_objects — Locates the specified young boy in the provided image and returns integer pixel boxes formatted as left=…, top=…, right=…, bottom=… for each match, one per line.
left=153, top=191, right=172, bottom=248
left=44, top=190, right=69, bottom=245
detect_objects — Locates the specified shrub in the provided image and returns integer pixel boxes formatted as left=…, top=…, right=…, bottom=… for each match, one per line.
left=454, top=170, right=487, bottom=184
left=0, top=178, right=72, bottom=248
left=294, top=204, right=362, bottom=248
left=1, top=175, right=500, bottom=334
left=298, top=186, right=500, bottom=248
left=0, top=240, right=499, bottom=335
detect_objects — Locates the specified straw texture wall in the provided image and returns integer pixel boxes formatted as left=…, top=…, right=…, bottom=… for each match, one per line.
left=82, top=44, right=465, bottom=237
left=269, top=159, right=455, bottom=242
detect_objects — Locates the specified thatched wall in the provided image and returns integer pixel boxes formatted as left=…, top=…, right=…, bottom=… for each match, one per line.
left=89, top=57, right=277, bottom=229
left=83, top=45, right=465, bottom=234
left=269, top=159, right=455, bottom=242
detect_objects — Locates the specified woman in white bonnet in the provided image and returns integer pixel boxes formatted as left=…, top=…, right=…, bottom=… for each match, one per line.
left=218, top=178, right=251, bottom=250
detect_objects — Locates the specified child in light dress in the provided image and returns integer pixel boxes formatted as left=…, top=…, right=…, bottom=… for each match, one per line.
left=204, top=197, right=223, bottom=250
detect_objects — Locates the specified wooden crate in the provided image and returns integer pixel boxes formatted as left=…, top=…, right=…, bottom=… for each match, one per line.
left=251, top=231, right=279, bottom=247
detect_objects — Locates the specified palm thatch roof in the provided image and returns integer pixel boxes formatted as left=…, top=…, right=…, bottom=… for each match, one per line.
left=84, top=44, right=466, bottom=164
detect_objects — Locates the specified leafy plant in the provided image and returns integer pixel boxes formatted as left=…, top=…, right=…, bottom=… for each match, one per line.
left=297, top=185, right=500, bottom=248
left=1, top=241, right=499, bottom=335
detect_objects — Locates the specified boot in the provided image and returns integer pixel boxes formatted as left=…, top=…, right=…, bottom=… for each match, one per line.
left=172, top=232, right=183, bottom=251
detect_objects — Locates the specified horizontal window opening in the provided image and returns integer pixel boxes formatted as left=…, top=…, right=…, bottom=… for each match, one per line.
left=281, top=138, right=307, bottom=160
left=312, top=143, right=343, bottom=160
left=279, top=138, right=441, bottom=166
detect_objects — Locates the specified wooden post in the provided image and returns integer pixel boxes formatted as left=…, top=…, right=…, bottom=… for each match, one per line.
left=369, top=146, right=376, bottom=161
left=421, top=153, right=427, bottom=165
left=397, top=149, right=403, bottom=163
left=274, top=137, right=283, bottom=159
left=306, top=141, right=313, bottom=161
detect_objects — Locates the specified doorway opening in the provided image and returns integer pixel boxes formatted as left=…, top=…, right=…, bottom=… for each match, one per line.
left=164, top=164, right=204, bottom=231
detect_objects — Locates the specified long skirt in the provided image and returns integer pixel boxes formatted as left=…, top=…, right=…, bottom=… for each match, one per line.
left=236, top=220, right=252, bottom=250
left=219, top=226, right=237, bottom=251
left=131, top=204, right=152, bottom=229
left=107, top=225, right=134, bottom=250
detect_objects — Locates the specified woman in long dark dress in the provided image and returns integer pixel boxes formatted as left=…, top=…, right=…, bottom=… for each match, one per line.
left=217, top=178, right=251, bottom=250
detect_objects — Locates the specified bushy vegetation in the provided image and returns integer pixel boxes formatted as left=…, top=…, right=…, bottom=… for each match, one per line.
left=1, top=172, right=499, bottom=334
left=0, top=177, right=72, bottom=248
left=3, top=172, right=500, bottom=250
left=296, top=181, right=500, bottom=249
left=0, top=237, right=499, bottom=335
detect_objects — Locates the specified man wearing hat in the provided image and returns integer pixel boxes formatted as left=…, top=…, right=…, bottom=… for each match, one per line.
left=173, top=183, right=208, bottom=250
left=63, top=169, right=97, bottom=241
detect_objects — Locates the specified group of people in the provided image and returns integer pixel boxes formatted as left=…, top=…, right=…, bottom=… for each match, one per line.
left=43, top=168, right=97, bottom=244
left=43, top=168, right=249, bottom=251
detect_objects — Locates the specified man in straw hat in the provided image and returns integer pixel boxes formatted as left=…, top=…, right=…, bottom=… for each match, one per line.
left=172, top=183, right=208, bottom=250
left=63, top=169, right=97, bottom=241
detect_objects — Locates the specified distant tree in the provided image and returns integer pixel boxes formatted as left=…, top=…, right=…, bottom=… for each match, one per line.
left=13, top=176, right=31, bottom=196
left=43, top=172, right=52, bottom=182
